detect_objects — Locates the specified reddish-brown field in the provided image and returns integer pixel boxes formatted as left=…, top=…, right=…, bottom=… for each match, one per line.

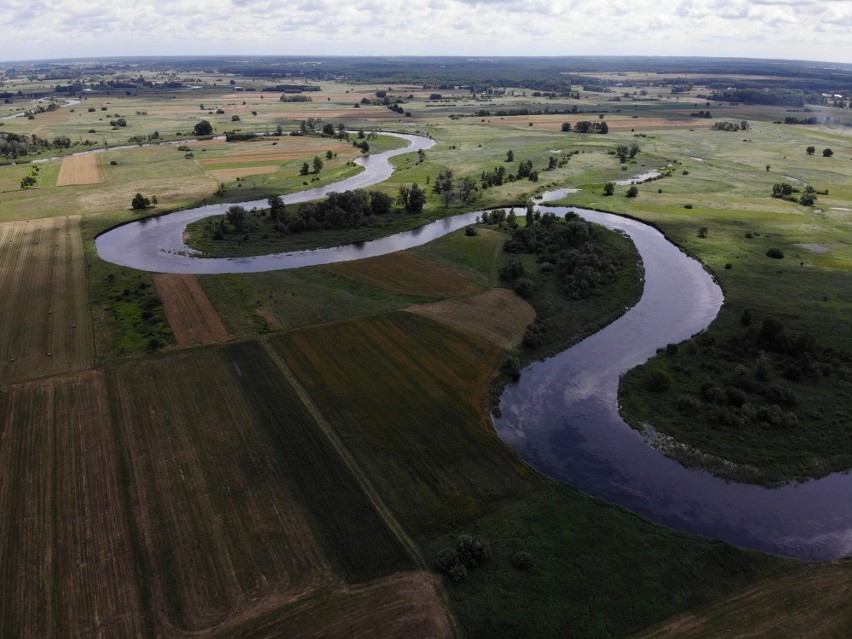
left=154, top=273, right=230, bottom=347
left=0, top=370, right=146, bottom=637
left=0, top=216, right=93, bottom=384
left=324, top=252, right=479, bottom=296
left=408, top=288, right=535, bottom=349
left=218, top=572, right=452, bottom=639
left=56, top=153, right=102, bottom=186
left=111, top=347, right=334, bottom=634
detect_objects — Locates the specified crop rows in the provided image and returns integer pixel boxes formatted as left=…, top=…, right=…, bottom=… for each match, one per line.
left=270, top=311, right=537, bottom=540
left=0, top=371, right=145, bottom=637
left=0, top=216, right=93, bottom=384
left=112, top=347, right=333, bottom=633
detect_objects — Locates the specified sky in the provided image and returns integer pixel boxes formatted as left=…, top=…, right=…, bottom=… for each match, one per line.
left=1, top=0, right=851, bottom=65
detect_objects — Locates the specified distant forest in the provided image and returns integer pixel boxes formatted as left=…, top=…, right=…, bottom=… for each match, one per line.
left=4, top=56, right=852, bottom=96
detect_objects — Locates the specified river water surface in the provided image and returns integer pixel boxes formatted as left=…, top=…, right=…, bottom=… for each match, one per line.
left=96, top=135, right=852, bottom=560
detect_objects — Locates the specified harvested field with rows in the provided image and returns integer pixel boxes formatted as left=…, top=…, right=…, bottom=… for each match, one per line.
left=153, top=274, right=230, bottom=347
left=111, top=346, right=335, bottom=633
left=110, top=342, right=413, bottom=633
left=0, top=216, right=93, bottom=384
left=0, top=370, right=145, bottom=638
left=56, top=153, right=102, bottom=186
left=215, top=572, right=452, bottom=639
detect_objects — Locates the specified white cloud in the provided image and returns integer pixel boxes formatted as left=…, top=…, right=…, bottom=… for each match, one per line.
left=0, top=0, right=850, bottom=62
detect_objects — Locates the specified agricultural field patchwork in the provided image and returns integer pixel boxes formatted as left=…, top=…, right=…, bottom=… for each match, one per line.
left=111, top=347, right=336, bottom=633
left=270, top=311, right=538, bottom=540
left=0, top=216, right=93, bottom=384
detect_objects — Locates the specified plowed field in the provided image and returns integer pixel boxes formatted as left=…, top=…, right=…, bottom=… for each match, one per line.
left=408, top=288, right=535, bottom=349
left=325, top=252, right=478, bottom=296
left=56, top=153, right=101, bottom=186
left=154, top=273, right=230, bottom=347
left=0, top=216, right=93, bottom=384
left=0, top=370, right=145, bottom=638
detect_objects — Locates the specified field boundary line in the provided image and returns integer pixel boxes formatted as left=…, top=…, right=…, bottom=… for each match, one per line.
left=260, top=339, right=426, bottom=571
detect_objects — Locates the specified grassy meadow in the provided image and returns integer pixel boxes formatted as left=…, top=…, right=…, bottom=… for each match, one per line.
left=3, top=64, right=852, bottom=637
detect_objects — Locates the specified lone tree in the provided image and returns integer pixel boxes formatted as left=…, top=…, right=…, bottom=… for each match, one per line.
left=131, top=193, right=151, bottom=210
left=299, top=162, right=310, bottom=176
left=823, top=148, right=834, bottom=157
left=626, top=185, right=639, bottom=198
left=603, top=182, right=615, bottom=196
left=506, top=149, right=514, bottom=162
left=312, top=156, right=323, bottom=174
left=806, top=145, right=816, bottom=155
left=193, top=119, right=213, bottom=136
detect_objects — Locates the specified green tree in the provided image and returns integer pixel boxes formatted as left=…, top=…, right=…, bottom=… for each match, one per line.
left=193, top=119, right=213, bottom=136
left=603, top=182, right=615, bottom=196
left=405, top=184, right=426, bottom=213
left=131, top=193, right=151, bottom=210
left=806, top=145, right=816, bottom=155
left=626, top=185, right=639, bottom=198
left=434, top=168, right=454, bottom=207
left=823, top=148, right=834, bottom=157
left=506, top=149, right=514, bottom=162
left=226, top=205, right=247, bottom=232
left=299, top=162, right=310, bottom=176
left=312, top=156, right=323, bottom=174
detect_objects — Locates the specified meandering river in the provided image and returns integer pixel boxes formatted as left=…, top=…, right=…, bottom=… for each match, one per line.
left=96, top=134, right=852, bottom=560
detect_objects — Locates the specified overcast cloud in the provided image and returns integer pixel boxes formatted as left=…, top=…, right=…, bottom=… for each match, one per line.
left=1, top=0, right=850, bottom=63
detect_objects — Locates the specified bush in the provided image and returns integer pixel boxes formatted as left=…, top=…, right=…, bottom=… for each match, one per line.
left=465, top=225, right=478, bottom=236
left=435, top=547, right=458, bottom=573
left=501, top=355, right=522, bottom=380
left=510, top=551, right=534, bottom=570
left=646, top=366, right=672, bottom=392
left=626, top=185, right=639, bottom=198
left=766, top=248, right=784, bottom=259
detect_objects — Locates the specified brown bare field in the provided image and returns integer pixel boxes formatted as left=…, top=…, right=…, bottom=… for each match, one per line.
left=209, top=165, right=278, bottom=179
left=634, top=560, right=852, bottom=639
left=408, top=288, right=535, bottom=349
left=154, top=274, right=231, bottom=348
left=112, top=348, right=334, bottom=634
left=0, top=370, right=146, bottom=637
left=0, top=216, right=93, bottom=384
left=56, top=153, right=102, bottom=186
left=324, top=252, right=479, bottom=296
left=219, top=572, right=452, bottom=638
